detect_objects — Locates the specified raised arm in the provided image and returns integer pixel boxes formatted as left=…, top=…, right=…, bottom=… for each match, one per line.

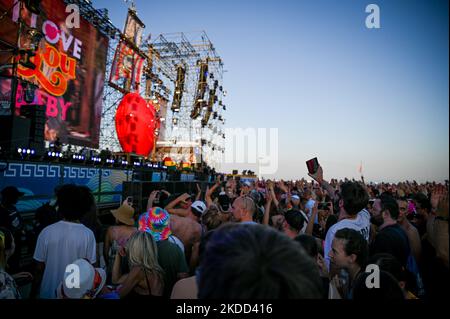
left=263, top=192, right=273, bottom=226
left=165, top=193, right=191, bottom=217
left=195, top=183, right=202, bottom=201
left=268, top=181, right=279, bottom=207
left=308, top=166, right=336, bottom=201
left=306, top=201, right=319, bottom=236
left=206, top=176, right=221, bottom=208
left=147, top=190, right=159, bottom=211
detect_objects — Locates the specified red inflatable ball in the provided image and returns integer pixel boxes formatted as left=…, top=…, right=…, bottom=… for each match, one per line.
left=115, top=92, right=158, bottom=156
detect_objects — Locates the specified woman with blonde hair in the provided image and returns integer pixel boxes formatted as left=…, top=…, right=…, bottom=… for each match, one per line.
left=112, top=231, right=164, bottom=299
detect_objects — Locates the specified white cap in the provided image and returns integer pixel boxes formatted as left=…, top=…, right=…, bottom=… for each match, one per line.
left=57, top=259, right=106, bottom=299
left=191, top=201, right=207, bottom=215
left=292, top=195, right=300, bottom=200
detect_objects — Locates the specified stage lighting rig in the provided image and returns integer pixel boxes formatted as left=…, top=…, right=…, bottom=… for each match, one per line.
left=72, top=154, right=86, bottom=162
left=46, top=150, right=63, bottom=160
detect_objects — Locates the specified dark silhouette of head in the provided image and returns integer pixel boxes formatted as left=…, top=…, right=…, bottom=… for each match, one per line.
left=198, top=223, right=323, bottom=299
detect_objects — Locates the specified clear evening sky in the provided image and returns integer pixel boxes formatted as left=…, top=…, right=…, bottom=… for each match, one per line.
left=94, top=0, right=449, bottom=182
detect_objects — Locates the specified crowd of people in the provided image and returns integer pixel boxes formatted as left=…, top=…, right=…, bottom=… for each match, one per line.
left=0, top=164, right=448, bottom=299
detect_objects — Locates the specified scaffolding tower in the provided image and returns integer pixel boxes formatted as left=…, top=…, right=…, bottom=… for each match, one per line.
left=146, top=31, right=226, bottom=170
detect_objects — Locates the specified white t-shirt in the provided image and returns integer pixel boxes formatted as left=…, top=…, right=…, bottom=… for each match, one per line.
left=324, top=209, right=371, bottom=270
left=33, top=221, right=97, bottom=299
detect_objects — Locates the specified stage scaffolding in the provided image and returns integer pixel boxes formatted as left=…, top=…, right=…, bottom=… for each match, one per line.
left=61, top=1, right=227, bottom=169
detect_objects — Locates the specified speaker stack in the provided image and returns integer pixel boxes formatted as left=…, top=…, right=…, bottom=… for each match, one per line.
left=19, top=104, right=46, bottom=155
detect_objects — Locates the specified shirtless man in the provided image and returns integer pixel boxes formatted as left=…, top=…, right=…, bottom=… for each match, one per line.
left=165, top=193, right=204, bottom=271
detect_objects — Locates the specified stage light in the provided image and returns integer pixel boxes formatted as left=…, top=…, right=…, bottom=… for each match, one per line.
left=26, top=149, right=31, bottom=154
left=18, top=148, right=22, bottom=153
left=52, top=152, right=56, bottom=157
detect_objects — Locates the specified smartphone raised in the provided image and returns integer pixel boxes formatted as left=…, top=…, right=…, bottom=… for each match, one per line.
left=306, top=157, right=319, bottom=175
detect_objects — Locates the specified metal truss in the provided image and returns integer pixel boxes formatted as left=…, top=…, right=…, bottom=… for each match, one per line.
left=146, top=31, right=227, bottom=169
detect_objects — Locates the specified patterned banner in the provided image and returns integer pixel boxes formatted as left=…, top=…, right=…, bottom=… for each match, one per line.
left=109, top=41, right=145, bottom=92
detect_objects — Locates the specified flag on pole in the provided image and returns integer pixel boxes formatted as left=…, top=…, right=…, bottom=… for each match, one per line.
left=358, top=161, right=363, bottom=174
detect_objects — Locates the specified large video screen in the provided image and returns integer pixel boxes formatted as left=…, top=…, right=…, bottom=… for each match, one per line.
left=0, top=0, right=109, bottom=148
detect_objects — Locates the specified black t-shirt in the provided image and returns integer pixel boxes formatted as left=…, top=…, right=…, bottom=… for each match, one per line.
left=370, top=223, right=410, bottom=268
left=0, top=204, right=23, bottom=235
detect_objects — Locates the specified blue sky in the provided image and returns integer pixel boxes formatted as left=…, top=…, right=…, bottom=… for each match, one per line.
left=94, top=0, right=449, bottom=182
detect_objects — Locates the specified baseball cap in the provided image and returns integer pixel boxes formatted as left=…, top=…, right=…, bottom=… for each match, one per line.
left=57, top=259, right=106, bottom=299
left=191, top=200, right=207, bottom=216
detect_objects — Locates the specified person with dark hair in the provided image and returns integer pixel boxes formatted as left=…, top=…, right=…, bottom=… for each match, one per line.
left=323, top=181, right=370, bottom=270
left=283, top=210, right=306, bottom=239
left=352, top=270, right=405, bottom=300
left=34, top=188, right=61, bottom=238
left=295, top=234, right=329, bottom=299
left=31, top=184, right=97, bottom=299
left=309, top=166, right=370, bottom=272
left=368, top=253, right=418, bottom=299
left=412, top=192, right=432, bottom=237
left=0, top=186, right=25, bottom=274
left=78, top=186, right=102, bottom=244
left=198, top=223, right=323, bottom=299
left=328, top=228, right=369, bottom=299
left=369, top=195, right=410, bottom=269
